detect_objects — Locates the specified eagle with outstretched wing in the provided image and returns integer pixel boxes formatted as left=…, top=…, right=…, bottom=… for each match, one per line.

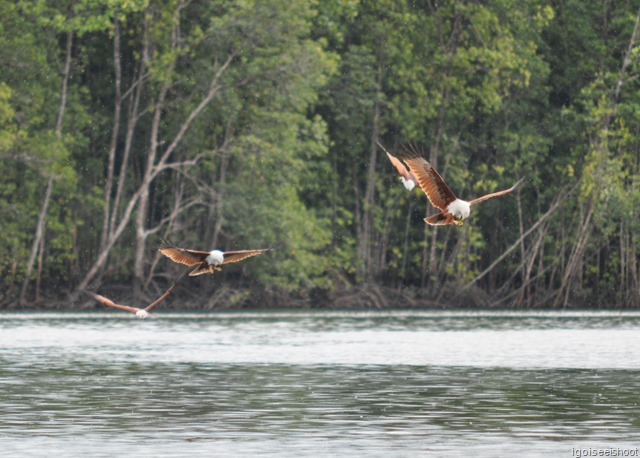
left=159, top=241, right=271, bottom=276
left=379, top=140, right=525, bottom=226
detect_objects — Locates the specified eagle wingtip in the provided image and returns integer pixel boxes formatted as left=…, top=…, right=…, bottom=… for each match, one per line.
left=512, top=176, right=526, bottom=190
left=394, top=141, right=425, bottom=160
left=159, top=238, right=174, bottom=251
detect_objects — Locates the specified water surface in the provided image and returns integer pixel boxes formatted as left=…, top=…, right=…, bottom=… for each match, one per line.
left=1, top=310, right=639, bottom=456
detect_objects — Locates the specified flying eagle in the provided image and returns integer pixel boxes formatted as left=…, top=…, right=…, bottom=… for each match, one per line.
left=87, top=292, right=160, bottom=319
left=159, top=241, right=271, bottom=276
left=379, top=141, right=524, bottom=226
left=87, top=261, right=184, bottom=319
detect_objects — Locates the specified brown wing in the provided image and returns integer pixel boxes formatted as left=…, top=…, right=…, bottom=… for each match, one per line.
left=394, top=142, right=458, bottom=211
left=377, top=140, right=417, bottom=183
left=468, top=177, right=525, bottom=206
left=143, top=281, right=179, bottom=312
left=221, top=249, right=271, bottom=265
left=159, top=241, right=209, bottom=266
left=424, top=211, right=457, bottom=226
left=386, top=152, right=416, bottom=182
left=88, top=292, right=140, bottom=314
left=188, top=265, right=213, bottom=276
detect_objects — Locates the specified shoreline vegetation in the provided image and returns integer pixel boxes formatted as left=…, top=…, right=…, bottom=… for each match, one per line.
left=1, top=1, right=639, bottom=310
left=5, top=281, right=635, bottom=311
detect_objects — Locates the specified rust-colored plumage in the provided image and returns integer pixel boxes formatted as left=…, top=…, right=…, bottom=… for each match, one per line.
left=159, top=241, right=270, bottom=276
left=86, top=290, right=171, bottom=319
left=380, top=141, right=524, bottom=226
left=395, top=142, right=458, bottom=211
left=86, top=268, right=185, bottom=318
left=378, top=140, right=418, bottom=191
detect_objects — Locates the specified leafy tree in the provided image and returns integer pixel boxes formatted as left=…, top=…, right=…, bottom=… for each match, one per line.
left=1, top=0, right=638, bottom=309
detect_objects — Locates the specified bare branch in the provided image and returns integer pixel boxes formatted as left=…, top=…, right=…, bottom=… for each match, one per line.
left=461, top=189, right=569, bottom=291
left=101, top=11, right=123, bottom=251
left=613, top=5, right=640, bottom=103
left=144, top=198, right=201, bottom=238
left=154, top=52, right=235, bottom=173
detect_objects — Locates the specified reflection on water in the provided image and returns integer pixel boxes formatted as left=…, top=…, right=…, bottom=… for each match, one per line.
left=1, top=311, right=640, bottom=457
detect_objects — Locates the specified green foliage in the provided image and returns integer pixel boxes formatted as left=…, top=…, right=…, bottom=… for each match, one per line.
left=0, top=83, right=17, bottom=152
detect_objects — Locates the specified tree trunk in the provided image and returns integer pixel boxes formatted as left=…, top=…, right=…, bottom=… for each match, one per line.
left=100, top=10, right=122, bottom=253
left=554, top=204, right=593, bottom=308
left=423, top=5, right=462, bottom=295
left=20, top=178, right=53, bottom=305
left=420, top=221, right=429, bottom=289
left=210, top=128, right=233, bottom=247
left=20, top=31, right=73, bottom=305
left=377, top=193, right=398, bottom=276
left=133, top=80, right=169, bottom=296
left=554, top=7, right=640, bottom=308
left=357, top=63, right=383, bottom=283
left=75, top=41, right=234, bottom=299
left=462, top=191, right=566, bottom=293
left=109, top=27, right=147, bottom=242
left=399, top=199, right=413, bottom=284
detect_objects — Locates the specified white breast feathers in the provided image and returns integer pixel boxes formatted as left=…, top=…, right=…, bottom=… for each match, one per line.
left=401, top=177, right=416, bottom=191
left=206, top=250, right=225, bottom=265
left=447, top=199, right=471, bottom=219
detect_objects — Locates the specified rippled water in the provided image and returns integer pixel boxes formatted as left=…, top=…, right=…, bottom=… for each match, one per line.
left=1, top=310, right=640, bottom=457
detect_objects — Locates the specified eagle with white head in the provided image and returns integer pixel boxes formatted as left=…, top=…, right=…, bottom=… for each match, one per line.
left=159, top=241, right=270, bottom=276
left=378, top=140, right=524, bottom=226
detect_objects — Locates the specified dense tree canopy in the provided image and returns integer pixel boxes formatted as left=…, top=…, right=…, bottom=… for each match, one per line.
left=1, top=0, right=639, bottom=309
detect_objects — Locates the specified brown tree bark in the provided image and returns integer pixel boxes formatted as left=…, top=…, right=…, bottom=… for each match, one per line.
left=20, top=32, right=73, bottom=305
left=100, top=10, right=122, bottom=253
left=357, top=62, right=383, bottom=283
left=554, top=7, right=640, bottom=307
